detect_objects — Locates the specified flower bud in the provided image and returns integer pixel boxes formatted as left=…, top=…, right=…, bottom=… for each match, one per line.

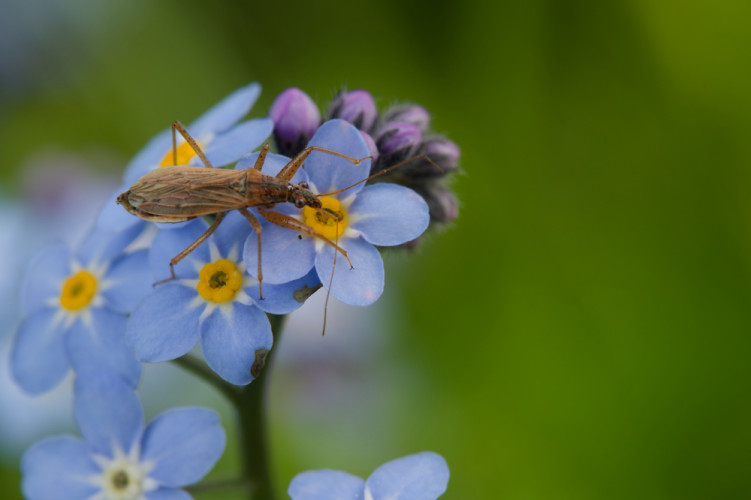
left=269, top=88, right=321, bottom=157
left=328, top=90, right=379, bottom=133
left=359, top=131, right=379, bottom=165
left=383, top=104, right=431, bottom=133
left=414, top=182, right=458, bottom=224
left=399, top=137, right=460, bottom=178
left=375, top=122, right=422, bottom=169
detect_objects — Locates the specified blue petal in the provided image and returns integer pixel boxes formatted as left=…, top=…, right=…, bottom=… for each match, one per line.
left=349, top=184, right=430, bottom=246
left=65, top=307, right=141, bottom=387
left=11, top=307, right=70, bottom=394
left=305, top=119, right=371, bottom=195
left=198, top=118, right=274, bottom=167
left=315, top=238, right=384, bottom=306
left=363, top=452, right=449, bottom=500
left=288, top=470, right=365, bottom=500
left=21, top=435, right=100, bottom=500
left=74, top=368, right=144, bottom=457
left=154, top=220, right=192, bottom=231
left=96, top=185, right=148, bottom=233
left=21, top=242, right=71, bottom=315
left=150, top=219, right=211, bottom=282
left=243, top=219, right=316, bottom=284
left=76, top=223, right=145, bottom=269
left=145, top=488, right=194, bottom=500
left=102, top=249, right=153, bottom=313
left=249, top=269, right=321, bottom=314
left=200, top=304, right=272, bottom=385
left=236, top=152, right=310, bottom=186
left=123, top=127, right=173, bottom=185
left=127, top=284, right=203, bottom=362
left=189, top=82, right=262, bottom=138
left=210, top=211, right=252, bottom=260
left=141, top=407, right=225, bottom=487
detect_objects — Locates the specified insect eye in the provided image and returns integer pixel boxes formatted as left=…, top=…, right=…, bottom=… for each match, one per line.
left=299, top=181, right=309, bottom=190
left=294, top=198, right=306, bottom=208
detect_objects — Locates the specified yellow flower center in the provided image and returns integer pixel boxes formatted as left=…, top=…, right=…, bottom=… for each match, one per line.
left=60, top=270, right=97, bottom=311
left=197, top=259, right=242, bottom=303
left=302, top=196, right=347, bottom=240
left=159, top=140, right=202, bottom=167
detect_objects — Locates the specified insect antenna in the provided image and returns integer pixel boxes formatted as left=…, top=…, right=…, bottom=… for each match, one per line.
left=322, top=227, right=340, bottom=336
left=317, top=154, right=443, bottom=197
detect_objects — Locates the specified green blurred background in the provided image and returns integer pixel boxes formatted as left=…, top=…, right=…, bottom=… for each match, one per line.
left=2, top=0, right=751, bottom=498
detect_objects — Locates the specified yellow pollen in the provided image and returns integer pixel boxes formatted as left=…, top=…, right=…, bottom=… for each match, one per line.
left=159, top=140, right=202, bottom=167
left=302, top=196, right=347, bottom=240
left=197, top=259, right=242, bottom=303
left=60, top=270, right=97, bottom=311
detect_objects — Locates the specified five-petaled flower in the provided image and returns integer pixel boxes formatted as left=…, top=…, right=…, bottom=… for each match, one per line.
left=126, top=212, right=320, bottom=385
left=21, top=368, right=225, bottom=500
left=242, top=119, right=430, bottom=306
left=288, top=451, right=449, bottom=500
left=12, top=224, right=150, bottom=394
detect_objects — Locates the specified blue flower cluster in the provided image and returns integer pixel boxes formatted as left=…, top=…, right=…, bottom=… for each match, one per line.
left=13, top=83, right=451, bottom=498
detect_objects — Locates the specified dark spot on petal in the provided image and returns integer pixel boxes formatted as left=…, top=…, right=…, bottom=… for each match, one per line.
left=251, top=348, right=269, bottom=378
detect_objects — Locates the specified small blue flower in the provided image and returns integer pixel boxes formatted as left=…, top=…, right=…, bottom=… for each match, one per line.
left=127, top=212, right=319, bottom=385
left=12, top=224, right=150, bottom=394
left=243, top=119, right=430, bottom=306
left=98, top=82, right=274, bottom=232
left=288, top=451, right=449, bottom=500
left=21, top=369, right=225, bottom=500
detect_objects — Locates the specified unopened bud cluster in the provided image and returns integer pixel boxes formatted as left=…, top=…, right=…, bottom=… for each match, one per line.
left=269, top=88, right=460, bottom=230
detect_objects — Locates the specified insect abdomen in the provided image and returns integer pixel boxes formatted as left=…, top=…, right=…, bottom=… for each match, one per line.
left=118, top=166, right=250, bottom=221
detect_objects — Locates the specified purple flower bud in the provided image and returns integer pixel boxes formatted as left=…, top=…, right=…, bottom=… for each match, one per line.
left=415, top=183, right=459, bottom=224
left=401, top=136, right=460, bottom=178
left=376, top=121, right=422, bottom=160
left=383, top=104, right=431, bottom=132
left=328, top=90, right=379, bottom=133
left=269, top=87, right=321, bottom=157
left=423, top=137, right=459, bottom=169
left=359, top=131, right=379, bottom=165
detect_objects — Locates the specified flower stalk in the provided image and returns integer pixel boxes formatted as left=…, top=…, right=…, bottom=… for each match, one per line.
left=237, top=313, right=286, bottom=500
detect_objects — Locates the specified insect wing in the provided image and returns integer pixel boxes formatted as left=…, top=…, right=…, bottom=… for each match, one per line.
left=125, top=167, right=248, bottom=219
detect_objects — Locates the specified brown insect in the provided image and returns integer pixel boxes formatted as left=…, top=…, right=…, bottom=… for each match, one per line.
left=117, top=120, right=371, bottom=293
left=118, top=120, right=439, bottom=312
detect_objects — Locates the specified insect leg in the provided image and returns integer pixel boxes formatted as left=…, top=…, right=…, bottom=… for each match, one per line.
left=253, top=143, right=270, bottom=171
left=276, top=146, right=372, bottom=182
left=170, top=120, right=216, bottom=169
left=238, top=208, right=264, bottom=299
left=154, top=212, right=226, bottom=285
left=258, top=210, right=353, bottom=269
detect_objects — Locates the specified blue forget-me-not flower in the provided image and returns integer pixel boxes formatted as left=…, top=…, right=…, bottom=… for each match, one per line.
left=12, top=224, right=150, bottom=394
left=243, top=119, right=430, bottom=306
left=127, top=212, right=320, bottom=385
left=288, top=451, right=449, bottom=500
left=21, top=368, right=225, bottom=500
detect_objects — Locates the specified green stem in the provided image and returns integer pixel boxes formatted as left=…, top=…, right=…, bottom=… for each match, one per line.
left=171, top=315, right=286, bottom=499
left=186, top=476, right=252, bottom=495
left=172, top=353, right=241, bottom=406
left=237, top=313, right=287, bottom=500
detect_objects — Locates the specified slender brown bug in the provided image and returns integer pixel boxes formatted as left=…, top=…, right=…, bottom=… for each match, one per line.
left=117, top=120, right=437, bottom=301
